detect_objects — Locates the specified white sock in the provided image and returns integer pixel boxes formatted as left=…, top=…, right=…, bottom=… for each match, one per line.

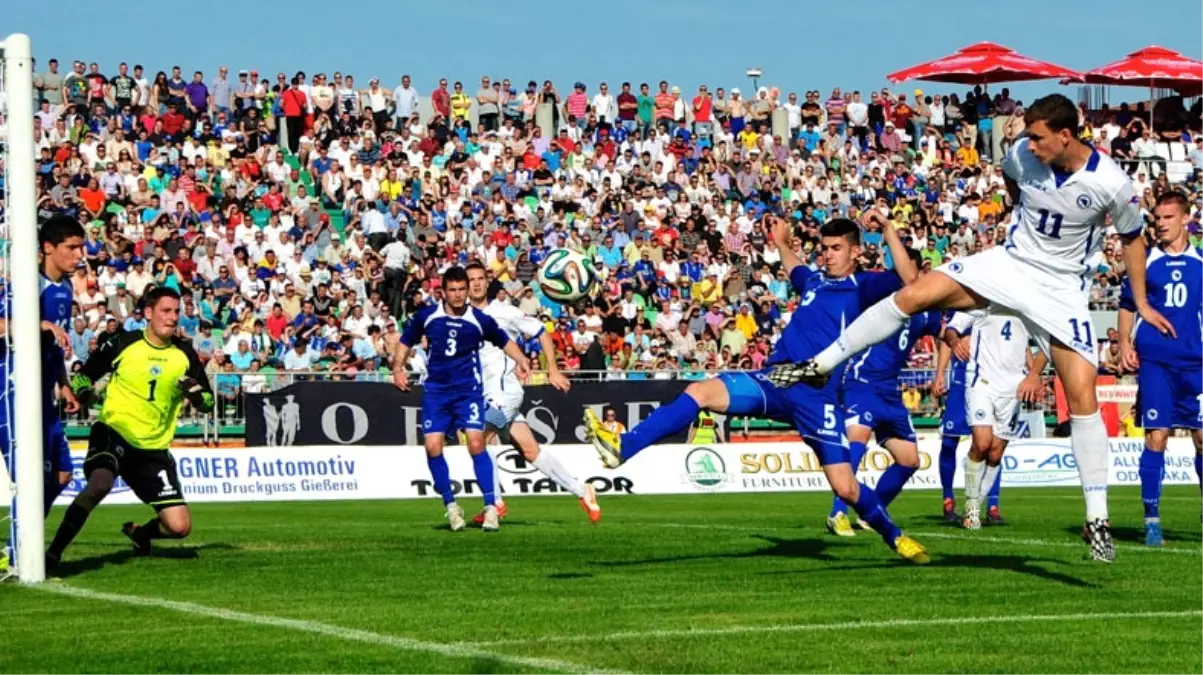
left=532, top=450, right=586, bottom=498
left=815, top=294, right=910, bottom=373
left=489, top=447, right=504, bottom=502
left=964, top=456, right=985, bottom=501
left=982, top=463, right=1001, bottom=500
left=1071, top=412, right=1110, bottom=522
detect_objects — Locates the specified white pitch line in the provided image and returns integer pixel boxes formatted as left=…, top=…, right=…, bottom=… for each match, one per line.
left=913, top=531, right=1203, bottom=556
left=34, top=584, right=624, bottom=675
left=470, top=610, right=1203, bottom=647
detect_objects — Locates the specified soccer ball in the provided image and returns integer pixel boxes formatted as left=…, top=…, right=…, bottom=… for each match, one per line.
left=537, top=248, right=596, bottom=303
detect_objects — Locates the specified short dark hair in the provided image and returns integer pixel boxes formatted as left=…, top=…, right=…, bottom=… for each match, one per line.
left=1155, top=190, right=1190, bottom=214
left=144, top=285, right=181, bottom=308
left=1024, top=94, right=1079, bottom=136
left=819, top=218, right=861, bottom=246
left=442, top=265, right=469, bottom=286
left=464, top=261, right=487, bottom=274
left=39, top=214, right=86, bottom=248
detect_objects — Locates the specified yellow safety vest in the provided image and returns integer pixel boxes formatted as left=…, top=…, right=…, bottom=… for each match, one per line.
left=692, top=411, right=718, bottom=445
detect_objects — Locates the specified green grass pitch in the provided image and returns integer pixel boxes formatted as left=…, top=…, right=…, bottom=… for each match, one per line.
left=2, top=486, right=1200, bottom=673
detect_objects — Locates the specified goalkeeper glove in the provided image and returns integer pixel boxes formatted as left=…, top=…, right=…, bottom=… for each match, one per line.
left=177, top=376, right=214, bottom=411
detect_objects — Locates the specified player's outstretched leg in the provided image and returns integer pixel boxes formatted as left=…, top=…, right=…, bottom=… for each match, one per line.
left=770, top=275, right=982, bottom=387
left=939, top=435, right=959, bottom=522
left=827, top=441, right=866, bottom=537
left=584, top=379, right=728, bottom=468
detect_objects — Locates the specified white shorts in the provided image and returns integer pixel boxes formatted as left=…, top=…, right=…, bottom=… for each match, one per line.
left=937, top=247, right=1098, bottom=367
left=966, top=385, right=1021, bottom=441
left=483, top=377, right=525, bottom=428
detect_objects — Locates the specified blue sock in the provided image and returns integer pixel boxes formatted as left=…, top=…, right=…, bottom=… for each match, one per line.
left=939, top=436, right=959, bottom=500
left=1195, top=454, right=1202, bottom=491
left=426, top=454, right=456, bottom=506
left=831, top=442, right=868, bottom=517
left=850, top=482, right=902, bottom=544
left=471, top=451, right=497, bottom=507
left=987, top=468, right=1002, bottom=509
left=1139, top=447, right=1165, bottom=519
left=620, top=394, right=701, bottom=462
left=876, top=464, right=917, bottom=507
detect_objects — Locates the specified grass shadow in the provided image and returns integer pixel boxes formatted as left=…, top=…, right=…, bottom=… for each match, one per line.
left=53, top=542, right=239, bottom=579
left=930, top=553, right=1098, bottom=588
left=591, top=534, right=845, bottom=568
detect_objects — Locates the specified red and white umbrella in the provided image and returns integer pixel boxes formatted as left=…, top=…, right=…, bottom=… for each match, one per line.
left=1064, top=46, right=1202, bottom=125
left=887, top=41, right=1081, bottom=86
left=1068, top=45, right=1203, bottom=96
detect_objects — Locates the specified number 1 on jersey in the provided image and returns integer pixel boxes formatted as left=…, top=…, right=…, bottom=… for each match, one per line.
left=147, top=379, right=157, bottom=402
left=1069, top=317, right=1093, bottom=345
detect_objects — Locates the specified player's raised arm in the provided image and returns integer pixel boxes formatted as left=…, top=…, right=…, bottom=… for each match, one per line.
left=769, top=216, right=809, bottom=284
left=870, top=209, right=918, bottom=285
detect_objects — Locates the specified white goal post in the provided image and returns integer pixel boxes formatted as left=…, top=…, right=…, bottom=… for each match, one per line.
left=1, top=33, right=48, bottom=583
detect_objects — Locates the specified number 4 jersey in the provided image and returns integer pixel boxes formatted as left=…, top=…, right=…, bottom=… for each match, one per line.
left=79, top=330, right=213, bottom=450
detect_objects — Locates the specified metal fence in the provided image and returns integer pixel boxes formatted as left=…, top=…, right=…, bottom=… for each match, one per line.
left=60, top=368, right=1061, bottom=439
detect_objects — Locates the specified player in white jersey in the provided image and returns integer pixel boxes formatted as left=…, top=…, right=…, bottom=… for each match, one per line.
left=768, top=94, right=1175, bottom=562
left=466, top=264, right=601, bottom=524
left=946, top=309, right=1046, bottom=529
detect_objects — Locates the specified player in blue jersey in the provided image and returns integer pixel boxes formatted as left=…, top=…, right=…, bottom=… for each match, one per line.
left=826, top=296, right=942, bottom=537
left=768, top=96, right=1176, bottom=562
left=1117, top=191, right=1202, bottom=547
left=391, top=266, right=531, bottom=532
left=584, top=213, right=930, bottom=563
left=932, top=316, right=972, bottom=521
left=1, top=215, right=85, bottom=573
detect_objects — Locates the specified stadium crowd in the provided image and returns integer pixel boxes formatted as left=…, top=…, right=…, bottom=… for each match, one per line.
left=3, top=59, right=1203, bottom=405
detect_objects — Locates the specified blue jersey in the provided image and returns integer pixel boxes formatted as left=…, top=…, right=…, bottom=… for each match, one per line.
left=1120, top=246, right=1202, bottom=368
left=940, top=310, right=972, bottom=437
left=400, top=303, right=510, bottom=395
left=847, top=311, right=943, bottom=392
left=767, top=265, right=903, bottom=374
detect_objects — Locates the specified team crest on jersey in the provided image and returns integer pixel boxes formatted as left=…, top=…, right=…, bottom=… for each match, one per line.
left=974, top=409, right=987, bottom=421
left=1171, top=270, right=1183, bottom=282
left=1076, top=194, right=1093, bottom=209
left=947, top=262, right=963, bottom=273
left=150, top=364, right=162, bottom=377
left=863, top=411, right=874, bottom=423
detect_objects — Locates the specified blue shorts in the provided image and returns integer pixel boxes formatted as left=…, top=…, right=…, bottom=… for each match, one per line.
left=1138, top=361, right=1203, bottom=430
left=719, top=369, right=849, bottom=465
left=0, top=419, right=71, bottom=481
left=942, top=380, right=971, bottom=437
left=844, top=383, right=917, bottom=444
left=423, top=390, right=486, bottom=436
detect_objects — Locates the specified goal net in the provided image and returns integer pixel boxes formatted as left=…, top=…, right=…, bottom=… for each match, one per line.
left=0, top=34, right=48, bottom=583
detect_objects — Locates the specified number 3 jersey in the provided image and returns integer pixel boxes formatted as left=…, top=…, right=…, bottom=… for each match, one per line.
left=1002, top=137, right=1141, bottom=283
left=79, top=330, right=213, bottom=450
left=1120, top=245, right=1203, bottom=368
left=400, top=303, right=511, bottom=396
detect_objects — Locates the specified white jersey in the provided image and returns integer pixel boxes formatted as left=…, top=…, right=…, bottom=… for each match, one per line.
left=949, top=310, right=1030, bottom=393
left=479, top=299, right=545, bottom=385
left=1002, top=137, right=1140, bottom=281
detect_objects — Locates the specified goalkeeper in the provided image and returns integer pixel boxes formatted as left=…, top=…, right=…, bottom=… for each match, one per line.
left=46, top=287, right=214, bottom=569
